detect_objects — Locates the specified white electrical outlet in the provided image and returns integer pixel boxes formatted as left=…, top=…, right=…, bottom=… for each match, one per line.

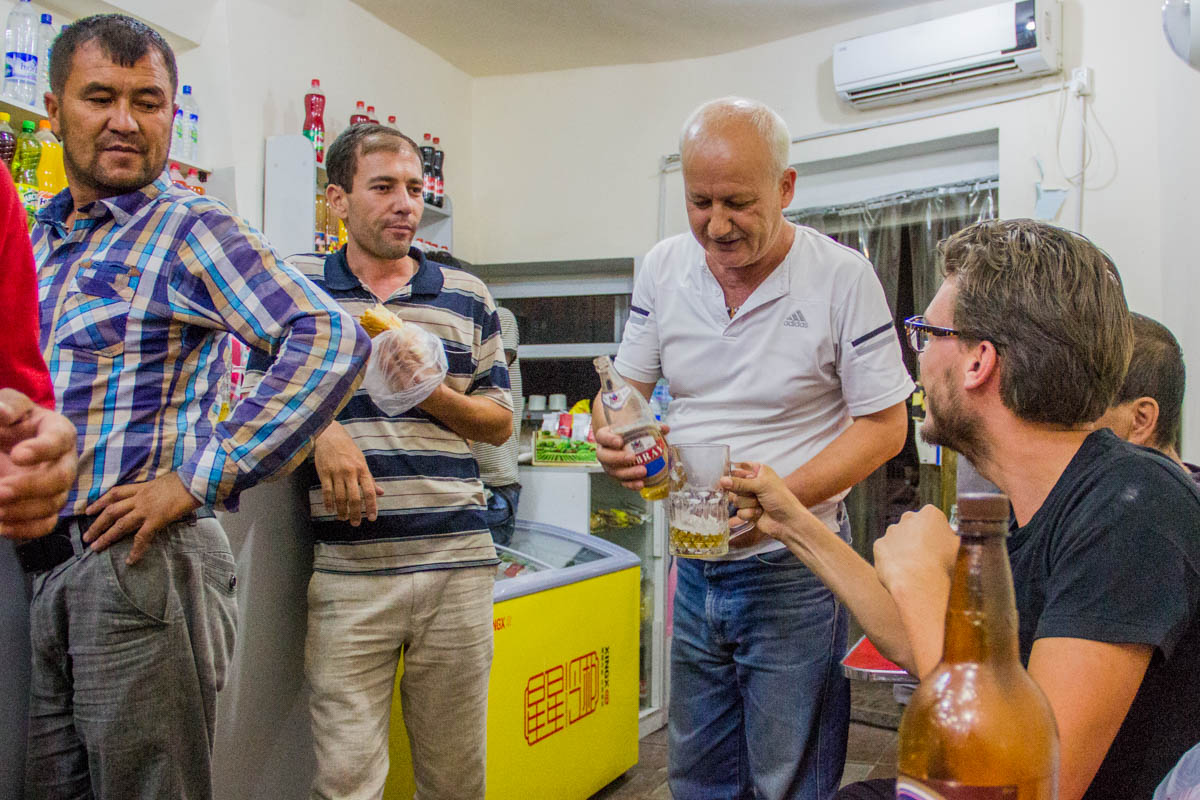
left=1070, top=66, right=1093, bottom=96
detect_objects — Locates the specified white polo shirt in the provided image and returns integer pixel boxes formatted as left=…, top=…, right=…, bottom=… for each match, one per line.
left=615, top=224, right=914, bottom=556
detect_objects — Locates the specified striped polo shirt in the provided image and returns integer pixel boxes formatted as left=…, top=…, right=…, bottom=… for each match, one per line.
left=248, top=247, right=511, bottom=575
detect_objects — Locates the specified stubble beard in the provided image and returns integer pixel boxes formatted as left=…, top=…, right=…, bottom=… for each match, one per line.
left=60, top=116, right=166, bottom=199
left=921, top=372, right=988, bottom=466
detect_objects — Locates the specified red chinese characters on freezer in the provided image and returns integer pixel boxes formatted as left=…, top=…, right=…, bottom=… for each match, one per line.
left=524, top=648, right=608, bottom=746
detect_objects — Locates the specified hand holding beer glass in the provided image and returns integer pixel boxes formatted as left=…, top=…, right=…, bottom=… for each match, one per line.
left=667, top=444, right=755, bottom=557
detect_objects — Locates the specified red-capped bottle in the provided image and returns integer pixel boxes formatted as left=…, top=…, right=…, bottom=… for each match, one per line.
left=366, top=104, right=378, bottom=124
left=349, top=100, right=369, bottom=126
left=420, top=133, right=435, bottom=204
left=302, top=78, right=326, bottom=164
left=432, top=136, right=445, bottom=208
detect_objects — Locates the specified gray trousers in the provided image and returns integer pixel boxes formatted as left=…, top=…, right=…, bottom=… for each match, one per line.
left=24, top=516, right=238, bottom=800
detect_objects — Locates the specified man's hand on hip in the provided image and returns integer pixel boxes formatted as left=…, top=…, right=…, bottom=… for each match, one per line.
left=594, top=424, right=670, bottom=491
left=313, top=421, right=382, bottom=527
left=84, top=472, right=203, bottom=564
left=0, top=388, right=78, bottom=542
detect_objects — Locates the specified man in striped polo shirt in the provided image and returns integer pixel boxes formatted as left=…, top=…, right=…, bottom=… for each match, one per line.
left=250, top=124, right=512, bottom=800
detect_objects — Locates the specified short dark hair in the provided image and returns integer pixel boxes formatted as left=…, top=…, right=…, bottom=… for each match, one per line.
left=1114, top=313, right=1185, bottom=452
left=325, top=124, right=422, bottom=191
left=940, top=219, right=1132, bottom=426
left=50, top=14, right=177, bottom=96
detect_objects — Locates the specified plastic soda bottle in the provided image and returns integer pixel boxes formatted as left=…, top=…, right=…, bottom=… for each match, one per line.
left=432, top=136, right=444, bottom=207
left=34, top=119, right=65, bottom=203
left=186, top=167, right=204, bottom=195
left=302, top=78, right=325, bottom=163
left=0, top=111, right=17, bottom=169
left=349, top=100, right=368, bottom=126
left=169, top=162, right=188, bottom=190
left=420, top=133, right=434, bottom=203
left=35, top=12, right=52, bottom=98
left=13, top=119, right=40, bottom=226
left=594, top=355, right=669, bottom=501
left=366, top=104, right=378, bottom=124
left=180, top=85, right=200, bottom=162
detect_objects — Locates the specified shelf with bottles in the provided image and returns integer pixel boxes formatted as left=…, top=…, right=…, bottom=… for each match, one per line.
left=0, top=97, right=213, bottom=180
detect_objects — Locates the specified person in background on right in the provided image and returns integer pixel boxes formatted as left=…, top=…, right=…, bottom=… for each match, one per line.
left=1095, top=312, right=1200, bottom=487
left=424, top=249, right=524, bottom=547
left=470, top=305, right=522, bottom=546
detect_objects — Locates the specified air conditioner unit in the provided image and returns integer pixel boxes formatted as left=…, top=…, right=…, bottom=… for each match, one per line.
left=833, top=0, right=1060, bottom=109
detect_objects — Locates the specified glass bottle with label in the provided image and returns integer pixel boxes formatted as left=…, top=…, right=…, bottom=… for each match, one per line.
left=593, top=355, right=669, bottom=501
left=897, top=493, right=1059, bottom=799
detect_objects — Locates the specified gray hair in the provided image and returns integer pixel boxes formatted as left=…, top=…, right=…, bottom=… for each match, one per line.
left=679, top=97, right=791, bottom=176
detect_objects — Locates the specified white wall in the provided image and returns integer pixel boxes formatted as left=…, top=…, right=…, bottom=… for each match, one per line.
left=18, top=0, right=475, bottom=242
left=468, top=0, right=1200, bottom=453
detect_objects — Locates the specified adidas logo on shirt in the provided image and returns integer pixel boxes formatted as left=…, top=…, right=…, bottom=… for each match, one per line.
left=783, top=310, right=808, bottom=328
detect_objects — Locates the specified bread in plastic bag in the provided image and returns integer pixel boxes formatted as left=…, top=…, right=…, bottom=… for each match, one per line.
left=361, top=323, right=448, bottom=416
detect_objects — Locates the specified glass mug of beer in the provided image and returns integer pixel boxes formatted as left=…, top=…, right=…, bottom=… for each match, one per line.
left=667, top=444, right=754, bottom=558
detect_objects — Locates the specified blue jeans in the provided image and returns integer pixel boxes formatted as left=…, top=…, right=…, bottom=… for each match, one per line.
left=668, top=515, right=851, bottom=800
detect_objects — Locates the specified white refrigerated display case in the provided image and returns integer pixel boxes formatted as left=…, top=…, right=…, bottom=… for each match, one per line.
left=517, top=464, right=669, bottom=738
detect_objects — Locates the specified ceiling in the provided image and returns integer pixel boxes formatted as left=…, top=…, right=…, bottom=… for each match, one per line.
left=349, top=0, right=949, bottom=77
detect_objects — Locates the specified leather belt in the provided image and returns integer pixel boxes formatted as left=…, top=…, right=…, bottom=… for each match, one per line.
left=14, top=508, right=215, bottom=574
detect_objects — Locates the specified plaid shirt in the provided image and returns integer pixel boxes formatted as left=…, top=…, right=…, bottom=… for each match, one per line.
left=34, top=173, right=370, bottom=514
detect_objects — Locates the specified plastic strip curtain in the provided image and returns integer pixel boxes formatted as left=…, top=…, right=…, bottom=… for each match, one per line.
left=787, top=178, right=998, bottom=315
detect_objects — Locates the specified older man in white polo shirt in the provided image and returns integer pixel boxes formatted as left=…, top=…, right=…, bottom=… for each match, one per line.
left=594, top=97, right=913, bottom=800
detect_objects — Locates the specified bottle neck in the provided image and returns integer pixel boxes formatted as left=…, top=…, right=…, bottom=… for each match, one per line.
left=941, top=533, right=1021, bottom=666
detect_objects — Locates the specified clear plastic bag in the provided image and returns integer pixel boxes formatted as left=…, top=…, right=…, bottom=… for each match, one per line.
left=361, top=324, right=447, bottom=416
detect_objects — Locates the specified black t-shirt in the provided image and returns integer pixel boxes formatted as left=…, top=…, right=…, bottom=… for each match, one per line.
left=1008, top=430, right=1200, bottom=799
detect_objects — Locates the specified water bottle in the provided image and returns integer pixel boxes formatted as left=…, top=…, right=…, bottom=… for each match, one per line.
left=172, top=96, right=185, bottom=155
left=35, top=13, right=52, bottom=99
left=181, top=84, right=199, bottom=162
left=3, top=0, right=39, bottom=105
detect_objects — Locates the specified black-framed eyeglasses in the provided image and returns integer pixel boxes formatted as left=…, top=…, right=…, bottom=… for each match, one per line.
left=904, top=315, right=959, bottom=353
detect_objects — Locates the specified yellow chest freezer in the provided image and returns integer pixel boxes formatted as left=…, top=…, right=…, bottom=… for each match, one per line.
left=384, top=521, right=641, bottom=800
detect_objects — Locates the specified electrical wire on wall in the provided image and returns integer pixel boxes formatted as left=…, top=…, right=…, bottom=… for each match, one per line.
left=1054, top=68, right=1119, bottom=231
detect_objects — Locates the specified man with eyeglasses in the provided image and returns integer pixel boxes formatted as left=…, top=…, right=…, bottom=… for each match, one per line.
left=728, top=219, right=1200, bottom=800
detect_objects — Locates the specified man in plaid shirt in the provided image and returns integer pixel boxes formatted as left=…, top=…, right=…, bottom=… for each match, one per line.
left=23, top=15, right=369, bottom=799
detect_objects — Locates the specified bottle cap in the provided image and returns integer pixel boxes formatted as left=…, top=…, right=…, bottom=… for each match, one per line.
left=22, top=120, right=35, bottom=131
left=424, top=133, right=431, bottom=140
left=170, top=162, right=181, bottom=170
left=956, top=493, right=1011, bottom=535
left=356, top=100, right=364, bottom=109
left=37, top=119, right=49, bottom=129
left=183, top=85, right=192, bottom=95
left=388, top=115, right=396, bottom=123
left=367, top=105, right=375, bottom=112
left=41, top=13, right=51, bottom=23
left=0, top=112, right=9, bottom=122
left=311, top=78, right=320, bottom=88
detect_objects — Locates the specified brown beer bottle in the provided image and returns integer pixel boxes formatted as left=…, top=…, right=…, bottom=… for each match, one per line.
left=896, top=493, right=1059, bottom=799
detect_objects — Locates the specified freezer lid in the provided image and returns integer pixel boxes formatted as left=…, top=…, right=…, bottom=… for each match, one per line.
left=494, top=521, right=641, bottom=601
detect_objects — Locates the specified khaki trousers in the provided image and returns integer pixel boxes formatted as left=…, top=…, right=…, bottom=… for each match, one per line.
left=305, top=566, right=494, bottom=800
